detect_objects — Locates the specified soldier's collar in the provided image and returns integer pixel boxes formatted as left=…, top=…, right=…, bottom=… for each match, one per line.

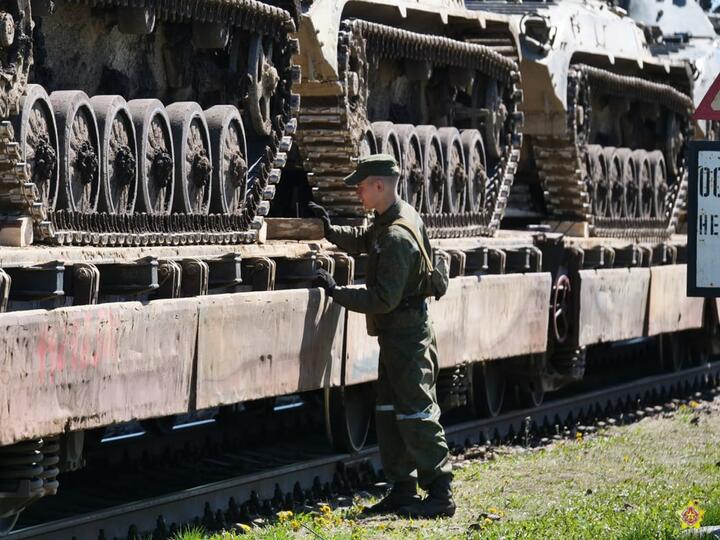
left=373, top=200, right=402, bottom=226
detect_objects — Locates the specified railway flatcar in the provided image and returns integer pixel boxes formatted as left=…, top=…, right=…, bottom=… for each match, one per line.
left=0, top=0, right=713, bottom=533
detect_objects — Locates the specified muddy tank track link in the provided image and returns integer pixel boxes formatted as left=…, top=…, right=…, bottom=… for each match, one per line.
left=296, top=19, right=523, bottom=239
left=0, top=0, right=301, bottom=245
left=535, top=63, right=693, bottom=240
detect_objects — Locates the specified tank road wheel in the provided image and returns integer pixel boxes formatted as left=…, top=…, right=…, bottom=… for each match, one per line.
left=616, top=149, right=638, bottom=218
left=12, top=84, right=59, bottom=211
left=371, top=122, right=404, bottom=198
left=0, top=0, right=32, bottom=117
left=648, top=151, right=668, bottom=218
left=128, top=99, right=174, bottom=215
left=586, top=145, right=607, bottom=217
left=632, top=150, right=652, bottom=219
left=358, top=127, right=376, bottom=159
left=325, top=383, right=373, bottom=453
left=246, top=33, right=279, bottom=137
left=395, top=124, right=424, bottom=211
left=416, top=125, right=445, bottom=214
left=437, top=127, right=467, bottom=214
left=166, top=102, right=212, bottom=215
left=90, top=95, right=138, bottom=214
left=205, top=105, right=248, bottom=215
left=49, top=91, right=101, bottom=213
left=477, top=78, right=507, bottom=163
left=602, top=147, right=624, bottom=219
left=461, top=129, right=487, bottom=215
left=470, top=360, right=506, bottom=418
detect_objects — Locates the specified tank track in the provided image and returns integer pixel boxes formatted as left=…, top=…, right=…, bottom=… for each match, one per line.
left=296, top=19, right=523, bottom=239
left=0, top=0, right=300, bottom=246
left=535, top=64, right=693, bottom=239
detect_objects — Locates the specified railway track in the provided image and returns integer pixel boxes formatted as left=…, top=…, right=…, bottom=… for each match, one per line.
left=7, top=360, right=720, bottom=540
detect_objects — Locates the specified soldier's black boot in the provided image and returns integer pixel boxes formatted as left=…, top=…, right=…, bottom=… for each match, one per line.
left=397, top=474, right=455, bottom=518
left=360, top=482, right=421, bottom=516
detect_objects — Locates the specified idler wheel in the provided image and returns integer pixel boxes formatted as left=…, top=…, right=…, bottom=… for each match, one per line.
left=631, top=150, right=653, bottom=219
left=394, top=124, right=424, bottom=211
left=127, top=99, right=174, bottom=215
left=371, top=121, right=404, bottom=198
left=324, top=383, right=373, bottom=453
left=90, top=95, right=138, bottom=214
left=437, top=127, right=466, bottom=214
left=166, top=102, right=212, bottom=215
left=205, top=105, right=248, bottom=215
left=601, top=147, right=624, bottom=219
left=586, top=144, right=607, bottom=218
left=470, top=360, right=506, bottom=418
left=246, top=33, right=278, bottom=137
left=648, top=150, right=668, bottom=219
left=615, top=148, right=637, bottom=218
left=12, top=84, right=59, bottom=211
left=49, top=90, right=100, bottom=213
left=460, top=129, right=487, bottom=215
left=415, top=125, right=446, bottom=214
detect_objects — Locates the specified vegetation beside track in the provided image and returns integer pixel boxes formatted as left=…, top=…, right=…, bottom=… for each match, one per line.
left=175, top=396, right=720, bottom=540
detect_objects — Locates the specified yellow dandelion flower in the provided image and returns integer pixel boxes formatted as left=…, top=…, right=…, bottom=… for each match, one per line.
left=277, top=510, right=293, bottom=522
left=623, top=455, right=629, bottom=462
left=320, top=503, right=332, bottom=514
left=290, top=519, right=301, bottom=531
left=689, top=400, right=701, bottom=409
left=575, top=431, right=583, bottom=441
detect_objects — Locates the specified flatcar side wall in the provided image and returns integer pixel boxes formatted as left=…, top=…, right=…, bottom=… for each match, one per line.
left=0, top=299, right=199, bottom=447
left=344, top=272, right=552, bottom=386
left=646, top=264, right=705, bottom=336
left=194, top=289, right=344, bottom=409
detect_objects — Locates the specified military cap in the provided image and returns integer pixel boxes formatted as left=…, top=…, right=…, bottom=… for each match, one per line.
left=343, top=153, right=400, bottom=186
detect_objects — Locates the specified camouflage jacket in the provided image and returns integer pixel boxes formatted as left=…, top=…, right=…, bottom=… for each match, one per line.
left=327, top=199, right=432, bottom=336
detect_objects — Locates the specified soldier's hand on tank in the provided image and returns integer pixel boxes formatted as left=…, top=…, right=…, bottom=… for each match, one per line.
left=307, top=201, right=332, bottom=236
left=313, top=268, right=337, bottom=296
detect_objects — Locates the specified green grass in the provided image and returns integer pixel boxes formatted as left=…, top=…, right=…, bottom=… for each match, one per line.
left=173, top=400, right=720, bottom=540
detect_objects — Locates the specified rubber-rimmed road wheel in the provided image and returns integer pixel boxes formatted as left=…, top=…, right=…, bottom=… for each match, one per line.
left=205, top=105, right=248, bottom=215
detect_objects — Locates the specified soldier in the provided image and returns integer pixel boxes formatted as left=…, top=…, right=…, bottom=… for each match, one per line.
left=308, top=154, right=455, bottom=519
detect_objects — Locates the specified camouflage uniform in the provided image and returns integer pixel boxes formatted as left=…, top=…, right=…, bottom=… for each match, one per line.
left=328, top=199, right=452, bottom=490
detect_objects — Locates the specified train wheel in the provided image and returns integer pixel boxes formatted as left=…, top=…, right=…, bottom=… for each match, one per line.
left=12, top=84, right=59, bottom=212
left=659, top=333, right=686, bottom=372
left=552, top=274, right=571, bottom=345
left=648, top=150, right=667, bottom=218
left=371, top=122, right=405, bottom=198
left=205, top=105, right=248, bottom=215
left=461, top=129, right=487, bottom=215
left=324, top=383, right=373, bottom=453
left=470, top=361, right=506, bottom=418
left=91, top=95, right=138, bottom=214
left=437, top=127, right=466, bottom=214
left=0, top=512, right=19, bottom=535
left=395, top=124, right=424, bottom=211
left=49, top=90, right=101, bottom=213
left=128, top=99, right=174, bottom=215
left=515, top=377, right=545, bottom=409
left=587, top=145, right=607, bottom=217
left=246, top=33, right=278, bottom=137
left=416, top=125, right=445, bottom=214
left=166, top=102, right=212, bottom=215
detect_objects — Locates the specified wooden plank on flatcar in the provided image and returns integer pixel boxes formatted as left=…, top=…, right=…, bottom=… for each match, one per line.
left=0, top=299, right=198, bottom=446
left=578, top=267, right=650, bottom=346
left=195, top=289, right=344, bottom=408
left=647, top=264, right=704, bottom=336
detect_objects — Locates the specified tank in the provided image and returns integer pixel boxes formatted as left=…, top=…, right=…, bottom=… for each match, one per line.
left=624, top=0, right=720, bottom=139
left=278, top=0, right=524, bottom=238
left=0, top=0, right=301, bottom=247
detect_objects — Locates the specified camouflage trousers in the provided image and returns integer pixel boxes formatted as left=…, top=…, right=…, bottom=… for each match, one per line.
left=375, top=322, right=452, bottom=490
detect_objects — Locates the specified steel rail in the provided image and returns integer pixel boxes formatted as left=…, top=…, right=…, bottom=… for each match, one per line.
left=9, top=361, right=720, bottom=540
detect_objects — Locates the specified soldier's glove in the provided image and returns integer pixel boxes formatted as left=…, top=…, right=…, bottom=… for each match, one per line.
left=313, top=268, right=337, bottom=297
left=307, top=201, right=332, bottom=236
